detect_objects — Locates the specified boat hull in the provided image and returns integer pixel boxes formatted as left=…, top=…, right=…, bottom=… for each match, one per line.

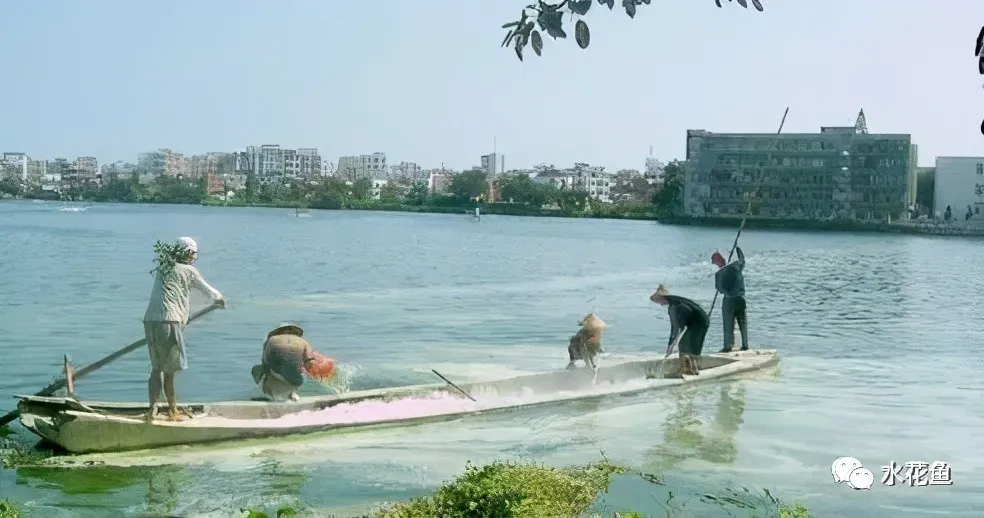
left=16, top=349, right=777, bottom=454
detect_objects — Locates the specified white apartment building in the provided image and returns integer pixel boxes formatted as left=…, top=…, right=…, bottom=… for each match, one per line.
left=241, top=145, right=322, bottom=185
left=577, top=168, right=612, bottom=202
left=933, top=156, right=984, bottom=221
left=531, top=166, right=612, bottom=202
left=1, top=152, right=28, bottom=181
left=337, top=152, right=387, bottom=180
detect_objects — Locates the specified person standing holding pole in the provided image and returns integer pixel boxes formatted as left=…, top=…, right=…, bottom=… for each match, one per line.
left=143, top=236, right=226, bottom=422
left=711, top=247, right=748, bottom=353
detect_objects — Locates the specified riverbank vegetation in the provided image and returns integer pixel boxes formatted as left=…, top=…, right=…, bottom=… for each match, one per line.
left=0, top=499, right=21, bottom=518
left=237, top=459, right=813, bottom=518
left=1, top=426, right=813, bottom=518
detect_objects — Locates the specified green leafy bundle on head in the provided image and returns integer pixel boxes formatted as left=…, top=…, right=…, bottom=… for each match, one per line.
left=150, top=240, right=188, bottom=277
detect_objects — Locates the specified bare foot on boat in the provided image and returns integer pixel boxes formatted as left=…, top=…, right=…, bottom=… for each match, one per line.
left=144, top=411, right=157, bottom=423
left=166, top=411, right=188, bottom=422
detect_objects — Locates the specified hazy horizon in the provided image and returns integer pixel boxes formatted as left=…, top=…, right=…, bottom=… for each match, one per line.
left=1, top=0, right=981, bottom=170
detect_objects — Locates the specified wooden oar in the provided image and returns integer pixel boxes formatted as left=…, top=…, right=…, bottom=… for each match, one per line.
left=431, top=369, right=477, bottom=402
left=0, top=303, right=221, bottom=427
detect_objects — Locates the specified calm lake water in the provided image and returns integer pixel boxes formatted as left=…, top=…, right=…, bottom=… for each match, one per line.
left=0, top=201, right=980, bottom=517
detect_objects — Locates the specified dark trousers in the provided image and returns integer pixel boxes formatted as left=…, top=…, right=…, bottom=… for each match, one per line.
left=678, top=324, right=708, bottom=357
left=722, top=295, right=748, bottom=349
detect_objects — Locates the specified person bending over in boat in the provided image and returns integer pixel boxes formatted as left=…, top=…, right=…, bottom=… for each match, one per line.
left=711, top=247, right=749, bottom=353
left=649, top=284, right=709, bottom=376
left=143, top=236, right=226, bottom=422
left=251, top=322, right=337, bottom=402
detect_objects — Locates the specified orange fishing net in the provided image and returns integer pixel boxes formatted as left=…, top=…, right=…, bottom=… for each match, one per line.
left=304, top=352, right=336, bottom=382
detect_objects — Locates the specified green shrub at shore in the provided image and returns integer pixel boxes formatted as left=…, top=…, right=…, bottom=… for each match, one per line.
left=0, top=500, right=21, bottom=518
left=373, top=459, right=625, bottom=517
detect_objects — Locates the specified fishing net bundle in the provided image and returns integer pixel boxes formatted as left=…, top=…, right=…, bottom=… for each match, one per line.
left=305, top=353, right=356, bottom=394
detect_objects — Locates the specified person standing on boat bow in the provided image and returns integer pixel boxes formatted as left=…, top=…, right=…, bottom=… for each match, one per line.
left=711, top=247, right=748, bottom=353
left=649, top=285, right=709, bottom=376
left=143, top=236, right=226, bottom=422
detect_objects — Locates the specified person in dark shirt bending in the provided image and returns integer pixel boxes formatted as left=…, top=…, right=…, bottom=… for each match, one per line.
left=711, top=247, right=748, bottom=353
left=649, top=284, right=709, bottom=376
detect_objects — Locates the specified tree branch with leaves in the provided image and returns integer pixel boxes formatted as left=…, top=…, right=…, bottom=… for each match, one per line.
left=501, top=0, right=764, bottom=61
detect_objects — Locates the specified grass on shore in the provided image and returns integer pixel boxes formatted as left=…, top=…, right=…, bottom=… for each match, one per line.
left=0, top=499, right=21, bottom=518
left=0, top=425, right=53, bottom=470
left=240, top=458, right=814, bottom=518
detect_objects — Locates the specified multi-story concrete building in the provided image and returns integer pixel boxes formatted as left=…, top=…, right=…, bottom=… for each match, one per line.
left=481, top=153, right=505, bottom=179
left=187, top=154, right=216, bottom=179
left=932, top=157, right=984, bottom=221
left=530, top=164, right=612, bottom=202
left=73, top=156, right=100, bottom=184
left=531, top=170, right=575, bottom=190
left=243, top=145, right=284, bottom=183
left=137, top=150, right=167, bottom=176
left=163, top=150, right=187, bottom=178
left=391, top=161, right=423, bottom=181
left=337, top=152, right=387, bottom=180
left=573, top=166, right=612, bottom=202
left=284, top=148, right=321, bottom=179
left=235, top=145, right=322, bottom=184
left=186, top=152, right=237, bottom=181
left=26, top=159, right=47, bottom=186
left=1, top=152, right=29, bottom=181
left=682, top=112, right=912, bottom=222
left=41, top=158, right=71, bottom=192
left=101, top=161, right=137, bottom=180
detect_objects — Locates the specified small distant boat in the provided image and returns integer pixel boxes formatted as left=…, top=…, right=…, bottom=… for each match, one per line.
left=16, top=350, right=777, bottom=454
left=295, top=207, right=310, bottom=218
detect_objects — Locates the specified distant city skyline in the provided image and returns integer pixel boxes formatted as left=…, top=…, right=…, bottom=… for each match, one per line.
left=1, top=1, right=980, bottom=170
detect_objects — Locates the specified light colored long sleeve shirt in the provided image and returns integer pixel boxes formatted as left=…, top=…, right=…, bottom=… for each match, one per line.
left=143, top=263, right=223, bottom=324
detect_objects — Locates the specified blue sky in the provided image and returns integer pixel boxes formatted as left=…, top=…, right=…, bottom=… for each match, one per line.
left=0, top=0, right=981, bottom=170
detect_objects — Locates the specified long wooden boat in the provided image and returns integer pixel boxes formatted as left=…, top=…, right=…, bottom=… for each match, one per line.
left=16, top=349, right=778, bottom=454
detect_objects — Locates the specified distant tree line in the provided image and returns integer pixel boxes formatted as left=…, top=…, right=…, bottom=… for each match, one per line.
left=0, top=161, right=687, bottom=219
